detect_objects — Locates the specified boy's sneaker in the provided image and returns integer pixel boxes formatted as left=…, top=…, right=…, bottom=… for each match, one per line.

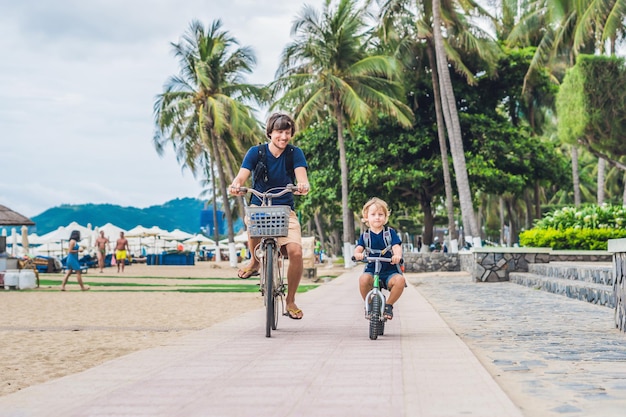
left=365, top=301, right=372, bottom=319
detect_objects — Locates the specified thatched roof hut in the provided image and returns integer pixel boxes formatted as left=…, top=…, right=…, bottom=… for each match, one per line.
left=0, top=205, right=35, bottom=226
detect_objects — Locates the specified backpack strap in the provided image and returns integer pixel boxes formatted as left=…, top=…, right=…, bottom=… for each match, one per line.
left=284, top=144, right=295, bottom=184
left=364, top=226, right=392, bottom=255
left=252, top=143, right=268, bottom=188
left=252, top=143, right=296, bottom=187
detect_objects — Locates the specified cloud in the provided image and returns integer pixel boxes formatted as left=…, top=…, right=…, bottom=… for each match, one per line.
left=0, top=0, right=323, bottom=217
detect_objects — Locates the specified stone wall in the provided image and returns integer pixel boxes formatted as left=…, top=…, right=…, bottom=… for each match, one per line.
left=468, top=248, right=610, bottom=283
left=608, top=238, right=626, bottom=332
left=403, top=252, right=460, bottom=273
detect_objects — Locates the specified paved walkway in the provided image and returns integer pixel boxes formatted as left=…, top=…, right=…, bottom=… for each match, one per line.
left=1, top=267, right=624, bottom=417
left=410, top=272, right=626, bottom=417
left=0, top=268, right=521, bottom=417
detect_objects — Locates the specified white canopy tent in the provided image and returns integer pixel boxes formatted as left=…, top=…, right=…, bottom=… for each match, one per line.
left=183, top=234, right=216, bottom=246
left=98, top=223, right=127, bottom=240
left=164, top=228, right=194, bottom=241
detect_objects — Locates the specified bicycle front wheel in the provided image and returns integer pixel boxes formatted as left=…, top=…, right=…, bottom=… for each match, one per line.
left=369, top=294, right=382, bottom=340
left=265, top=241, right=275, bottom=338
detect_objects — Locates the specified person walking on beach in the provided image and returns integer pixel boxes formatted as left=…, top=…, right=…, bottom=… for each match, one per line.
left=61, top=230, right=89, bottom=291
left=114, top=231, right=130, bottom=273
left=94, top=230, right=110, bottom=273
left=353, top=198, right=405, bottom=320
left=230, top=112, right=310, bottom=320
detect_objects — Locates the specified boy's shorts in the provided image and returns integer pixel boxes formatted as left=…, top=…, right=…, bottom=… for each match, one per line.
left=363, top=270, right=403, bottom=290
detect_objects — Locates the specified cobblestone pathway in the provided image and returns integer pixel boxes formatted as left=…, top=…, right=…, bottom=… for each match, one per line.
left=410, top=273, right=626, bottom=417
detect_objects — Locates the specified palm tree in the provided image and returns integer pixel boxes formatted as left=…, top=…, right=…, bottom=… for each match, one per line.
left=270, top=0, right=413, bottom=256
left=376, top=0, right=498, bottom=246
left=509, top=0, right=626, bottom=206
left=431, top=0, right=481, bottom=241
left=153, top=20, right=266, bottom=264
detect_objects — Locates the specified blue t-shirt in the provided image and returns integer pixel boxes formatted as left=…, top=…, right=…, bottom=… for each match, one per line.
left=357, top=227, right=402, bottom=275
left=242, top=143, right=308, bottom=209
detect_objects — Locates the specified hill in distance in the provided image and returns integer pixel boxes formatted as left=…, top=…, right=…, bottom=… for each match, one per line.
left=31, top=198, right=208, bottom=235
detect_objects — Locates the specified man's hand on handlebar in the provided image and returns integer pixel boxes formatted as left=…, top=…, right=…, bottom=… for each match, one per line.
left=294, top=182, right=310, bottom=195
left=229, top=183, right=245, bottom=196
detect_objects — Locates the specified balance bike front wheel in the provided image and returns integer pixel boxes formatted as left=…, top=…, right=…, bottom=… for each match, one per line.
left=369, top=295, right=382, bottom=340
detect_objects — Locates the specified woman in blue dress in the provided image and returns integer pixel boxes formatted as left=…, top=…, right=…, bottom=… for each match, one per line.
left=61, top=230, right=89, bottom=291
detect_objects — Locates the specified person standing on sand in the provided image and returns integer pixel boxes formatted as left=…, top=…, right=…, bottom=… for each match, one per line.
left=114, top=231, right=130, bottom=273
left=94, top=230, right=110, bottom=273
left=61, top=230, right=89, bottom=291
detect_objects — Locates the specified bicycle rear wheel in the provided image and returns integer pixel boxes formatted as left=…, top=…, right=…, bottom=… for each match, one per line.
left=369, top=295, right=382, bottom=340
left=265, top=241, right=275, bottom=337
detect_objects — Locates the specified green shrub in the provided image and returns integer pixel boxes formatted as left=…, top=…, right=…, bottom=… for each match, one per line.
left=520, top=204, right=626, bottom=250
left=519, top=227, right=626, bottom=250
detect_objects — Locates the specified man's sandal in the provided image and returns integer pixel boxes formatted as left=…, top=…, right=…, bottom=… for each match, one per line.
left=285, top=308, right=303, bottom=320
left=384, top=304, right=393, bottom=320
left=237, top=267, right=259, bottom=279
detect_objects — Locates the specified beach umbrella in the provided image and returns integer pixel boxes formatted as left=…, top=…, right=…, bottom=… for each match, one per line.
left=40, top=226, right=69, bottom=243
left=11, top=227, right=17, bottom=256
left=183, top=234, right=216, bottom=245
left=21, top=225, right=29, bottom=255
left=28, top=233, right=47, bottom=245
left=33, top=242, right=65, bottom=256
left=164, top=229, right=194, bottom=241
left=64, top=221, right=92, bottom=237
left=98, top=223, right=127, bottom=240
left=234, top=232, right=249, bottom=243
left=126, top=225, right=152, bottom=238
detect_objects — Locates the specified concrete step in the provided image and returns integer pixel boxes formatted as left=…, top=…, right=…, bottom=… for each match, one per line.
left=510, top=272, right=615, bottom=308
left=528, top=262, right=614, bottom=285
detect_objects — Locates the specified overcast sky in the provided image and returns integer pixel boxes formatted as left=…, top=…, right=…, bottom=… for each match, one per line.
left=0, top=0, right=325, bottom=217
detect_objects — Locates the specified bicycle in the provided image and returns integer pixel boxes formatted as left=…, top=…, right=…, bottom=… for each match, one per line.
left=238, top=184, right=295, bottom=337
left=352, top=255, right=402, bottom=340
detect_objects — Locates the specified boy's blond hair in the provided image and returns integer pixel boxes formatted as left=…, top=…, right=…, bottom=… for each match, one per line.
left=361, top=197, right=391, bottom=226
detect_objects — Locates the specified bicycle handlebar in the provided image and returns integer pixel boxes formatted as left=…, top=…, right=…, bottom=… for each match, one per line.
left=236, top=184, right=296, bottom=200
left=351, top=256, right=404, bottom=265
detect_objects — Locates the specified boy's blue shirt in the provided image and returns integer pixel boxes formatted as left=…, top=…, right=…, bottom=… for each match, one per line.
left=357, top=227, right=402, bottom=274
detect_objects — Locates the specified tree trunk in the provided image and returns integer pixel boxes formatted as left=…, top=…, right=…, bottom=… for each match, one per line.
left=212, top=136, right=237, bottom=267
left=623, top=171, right=626, bottom=206
left=427, top=45, right=457, bottom=242
left=499, top=197, right=507, bottom=246
left=335, top=108, right=354, bottom=266
left=505, top=199, right=517, bottom=246
left=420, top=199, right=434, bottom=247
left=432, top=0, right=480, bottom=244
left=221, top=151, right=246, bottom=228
left=598, top=157, right=606, bottom=205
left=210, top=162, right=221, bottom=262
left=534, top=179, right=541, bottom=221
left=314, top=211, right=326, bottom=255
left=572, top=145, right=581, bottom=207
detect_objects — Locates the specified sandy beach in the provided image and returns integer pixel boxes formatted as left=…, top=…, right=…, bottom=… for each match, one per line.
left=1, top=260, right=344, bottom=397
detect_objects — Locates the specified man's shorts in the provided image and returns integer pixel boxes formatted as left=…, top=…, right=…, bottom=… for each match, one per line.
left=115, top=250, right=127, bottom=260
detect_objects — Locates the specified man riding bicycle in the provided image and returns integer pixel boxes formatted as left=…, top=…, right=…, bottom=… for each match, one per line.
left=230, top=113, right=310, bottom=320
